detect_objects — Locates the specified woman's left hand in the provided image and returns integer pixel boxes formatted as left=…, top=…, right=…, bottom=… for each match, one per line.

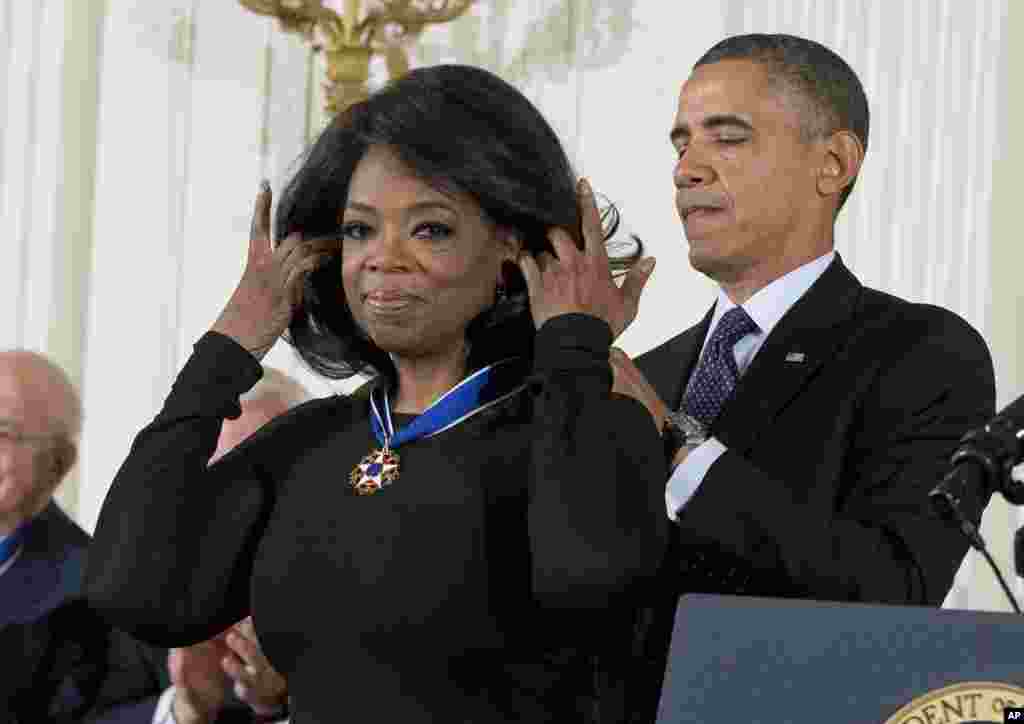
left=517, top=178, right=656, bottom=338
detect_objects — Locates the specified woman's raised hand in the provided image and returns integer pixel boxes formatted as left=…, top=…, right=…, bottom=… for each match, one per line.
left=516, top=178, right=656, bottom=339
left=210, top=181, right=337, bottom=360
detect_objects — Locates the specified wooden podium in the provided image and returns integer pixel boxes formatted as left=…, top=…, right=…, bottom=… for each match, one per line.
left=655, top=594, right=1024, bottom=724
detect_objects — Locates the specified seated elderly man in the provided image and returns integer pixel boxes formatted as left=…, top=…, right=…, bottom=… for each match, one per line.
left=0, top=349, right=98, bottom=722
left=0, top=350, right=305, bottom=723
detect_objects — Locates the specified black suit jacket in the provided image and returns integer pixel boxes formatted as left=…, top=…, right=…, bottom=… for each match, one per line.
left=1, top=503, right=99, bottom=724
left=0, top=503, right=164, bottom=724
left=625, top=256, right=996, bottom=722
left=0, top=503, right=264, bottom=724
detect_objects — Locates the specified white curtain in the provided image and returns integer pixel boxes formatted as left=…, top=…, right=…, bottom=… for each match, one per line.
left=0, top=0, right=102, bottom=514
left=4, top=0, right=1011, bottom=611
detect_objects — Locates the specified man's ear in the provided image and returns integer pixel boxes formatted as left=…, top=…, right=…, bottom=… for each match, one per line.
left=817, top=129, right=864, bottom=198
left=49, top=438, right=77, bottom=482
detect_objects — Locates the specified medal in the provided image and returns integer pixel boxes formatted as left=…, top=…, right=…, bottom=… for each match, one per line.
left=349, top=446, right=401, bottom=495
left=349, top=357, right=527, bottom=496
left=349, top=386, right=402, bottom=495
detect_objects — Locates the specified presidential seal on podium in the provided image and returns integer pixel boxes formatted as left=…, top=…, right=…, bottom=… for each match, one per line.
left=883, top=682, right=1024, bottom=724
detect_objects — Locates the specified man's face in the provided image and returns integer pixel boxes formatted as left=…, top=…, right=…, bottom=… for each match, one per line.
left=0, top=364, right=63, bottom=531
left=670, top=59, right=822, bottom=283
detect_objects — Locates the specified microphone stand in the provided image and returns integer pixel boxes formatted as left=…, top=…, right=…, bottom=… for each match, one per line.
left=949, top=463, right=1024, bottom=614
left=934, top=417, right=1024, bottom=613
left=954, top=501, right=1021, bottom=614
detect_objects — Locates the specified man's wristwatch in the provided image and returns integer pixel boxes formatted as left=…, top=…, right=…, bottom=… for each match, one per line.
left=662, top=410, right=708, bottom=463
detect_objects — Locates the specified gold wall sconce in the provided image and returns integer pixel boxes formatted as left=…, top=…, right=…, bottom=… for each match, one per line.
left=238, top=1, right=475, bottom=115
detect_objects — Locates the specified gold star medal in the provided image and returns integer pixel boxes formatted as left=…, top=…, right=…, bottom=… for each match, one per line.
left=349, top=446, right=400, bottom=495
left=350, top=359, right=526, bottom=497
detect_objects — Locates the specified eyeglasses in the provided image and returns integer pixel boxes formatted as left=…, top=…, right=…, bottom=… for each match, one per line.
left=0, top=420, right=58, bottom=450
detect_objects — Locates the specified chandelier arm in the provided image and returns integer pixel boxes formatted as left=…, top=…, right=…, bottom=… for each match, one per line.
left=315, top=9, right=347, bottom=48
left=378, top=0, right=473, bottom=26
left=239, top=0, right=475, bottom=116
left=238, top=1, right=323, bottom=36
left=355, top=8, right=385, bottom=45
left=379, top=0, right=415, bottom=16
left=237, top=0, right=285, bottom=15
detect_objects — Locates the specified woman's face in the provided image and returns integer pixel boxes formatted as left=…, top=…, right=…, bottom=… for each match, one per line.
left=340, top=145, right=519, bottom=361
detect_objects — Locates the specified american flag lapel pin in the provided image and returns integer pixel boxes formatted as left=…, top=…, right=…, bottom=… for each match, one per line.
left=785, top=352, right=806, bottom=363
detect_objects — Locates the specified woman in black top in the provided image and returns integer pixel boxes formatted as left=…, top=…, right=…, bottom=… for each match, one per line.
left=85, top=64, right=668, bottom=723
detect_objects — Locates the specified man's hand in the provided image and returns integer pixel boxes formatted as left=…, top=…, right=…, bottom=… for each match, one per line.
left=517, top=178, right=656, bottom=338
left=168, top=636, right=231, bottom=724
left=609, top=347, right=669, bottom=433
left=222, top=617, right=288, bottom=717
left=670, top=444, right=697, bottom=472
left=167, top=617, right=286, bottom=724
left=611, top=348, right=703, bottom=474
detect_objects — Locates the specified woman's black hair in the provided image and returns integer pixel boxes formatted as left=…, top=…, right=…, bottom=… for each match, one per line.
left=274, top=63, right=640, bottom=382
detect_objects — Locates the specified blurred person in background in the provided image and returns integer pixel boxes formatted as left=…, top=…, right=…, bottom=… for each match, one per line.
left=0, top=349, right=298, bottom=723
left=0, top=349, right=96, bottom=723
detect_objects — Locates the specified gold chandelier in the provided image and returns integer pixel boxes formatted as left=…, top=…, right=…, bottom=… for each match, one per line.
left=239, top=0, right=474, bottom=115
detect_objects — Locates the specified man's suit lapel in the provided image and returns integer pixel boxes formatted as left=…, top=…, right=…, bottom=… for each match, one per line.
left=713, top=256, right=863, bottom=453
left=0, top=508, right=84, bottom=630
left=636, top=306, right=715, bottom=410
left=1, top=560, right=53, bottom=628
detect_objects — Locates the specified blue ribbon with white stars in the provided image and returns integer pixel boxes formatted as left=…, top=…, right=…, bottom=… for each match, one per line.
left=369, top=357, right=526, bottom=450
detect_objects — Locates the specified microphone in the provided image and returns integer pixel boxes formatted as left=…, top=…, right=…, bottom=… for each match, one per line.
left=930, top=393, right=1024, bottom=525
left=1015, top=526, right=1024, bottom=580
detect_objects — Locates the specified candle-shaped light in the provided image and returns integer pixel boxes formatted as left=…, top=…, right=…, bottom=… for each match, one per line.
left=238, top=0, right=474, bottom=116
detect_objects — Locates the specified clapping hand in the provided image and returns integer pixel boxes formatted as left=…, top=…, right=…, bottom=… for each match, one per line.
left=222, top=617, right=288, bottom=717
left=169, top=617, right=287, bottom=724
left=168, top=635, right=231, bottom=724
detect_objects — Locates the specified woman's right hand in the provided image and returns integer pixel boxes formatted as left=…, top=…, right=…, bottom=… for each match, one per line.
left=210, top=181, right=337, bottom=361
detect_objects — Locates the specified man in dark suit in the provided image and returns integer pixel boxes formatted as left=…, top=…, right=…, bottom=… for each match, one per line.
left=606, top=34, right=996, bottom=723
left=0, top=349, right=105, bottom=723
left=0, top=350, right=294, bottom=723
left=2, top=501, right=109, bottom=723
